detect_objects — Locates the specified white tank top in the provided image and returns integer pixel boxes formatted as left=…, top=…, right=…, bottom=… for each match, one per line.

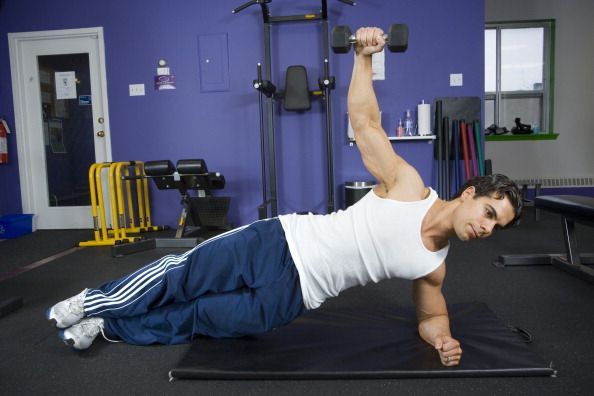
left=279, top=187, right=449, bottom=310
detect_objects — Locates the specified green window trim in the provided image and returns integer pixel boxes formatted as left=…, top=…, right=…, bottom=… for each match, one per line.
left=485, top=133, right=559, bottom=141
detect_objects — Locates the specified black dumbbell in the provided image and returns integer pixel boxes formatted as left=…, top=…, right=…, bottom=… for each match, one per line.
left=331, top=24, right=409, bottom=54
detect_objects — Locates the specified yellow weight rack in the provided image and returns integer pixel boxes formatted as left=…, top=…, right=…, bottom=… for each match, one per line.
left=79, top=161, right=164, bottom=247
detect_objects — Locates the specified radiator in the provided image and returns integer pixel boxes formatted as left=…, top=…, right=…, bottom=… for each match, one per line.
left=513, top=177, right=594, bottom=188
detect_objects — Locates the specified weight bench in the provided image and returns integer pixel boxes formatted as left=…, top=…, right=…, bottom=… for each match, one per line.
left=495, top=195, right=594, bottom=283
left=111, top=159, right=231, bottom=257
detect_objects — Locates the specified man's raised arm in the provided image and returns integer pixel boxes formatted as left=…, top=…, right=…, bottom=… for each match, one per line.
left=347, top=29, right=383, bottom=139
left=347, top=27, right=424, bottom=199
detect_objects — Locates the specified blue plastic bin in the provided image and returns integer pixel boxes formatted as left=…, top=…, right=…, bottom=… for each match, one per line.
left=0, top=214, right=34, bottom=239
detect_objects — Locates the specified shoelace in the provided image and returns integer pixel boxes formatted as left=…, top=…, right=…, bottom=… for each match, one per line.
left=80, top=319, right=103, bottom=338
left=77, top=318, right=122, bottom=344
left=99, top=328, right=123, bottom=344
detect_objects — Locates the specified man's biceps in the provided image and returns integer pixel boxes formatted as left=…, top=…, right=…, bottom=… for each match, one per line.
left=414, top=276, right=441, bottom=292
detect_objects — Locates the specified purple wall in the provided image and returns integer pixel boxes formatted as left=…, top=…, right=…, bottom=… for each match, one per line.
left=0, top=0, right=485, bottom=226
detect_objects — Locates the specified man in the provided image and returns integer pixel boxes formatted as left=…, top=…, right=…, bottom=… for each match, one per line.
left=47, top=27, right=522, bottom=367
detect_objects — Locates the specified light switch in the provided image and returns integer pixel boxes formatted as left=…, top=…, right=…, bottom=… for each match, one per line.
left=450, top=73, right=463, bottom=87
left=129, top=84, right=145, bottom=96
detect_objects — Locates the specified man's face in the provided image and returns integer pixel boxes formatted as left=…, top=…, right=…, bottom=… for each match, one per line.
left=453, top=187, right=516, bottom=241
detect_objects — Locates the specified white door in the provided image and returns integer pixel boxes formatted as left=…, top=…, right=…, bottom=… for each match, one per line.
left=9, top=28, right=112, bottom=229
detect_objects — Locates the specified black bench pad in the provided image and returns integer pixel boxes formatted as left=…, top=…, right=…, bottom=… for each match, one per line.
left=535, top=195, right=594, bottom=219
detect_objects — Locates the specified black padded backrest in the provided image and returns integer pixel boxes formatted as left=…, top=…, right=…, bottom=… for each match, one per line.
left=144, top=160, right=175, bottom=177
left=145, top=159, right=226, bottom=192
left=145, top=160, right=181, bottom=190
left=535, top=195, right=594, bottom=220
left=177, top=159, right=213, bottom=191
left=283, top=65, right=311, bottom=112
left=177, top=159, right=208, bottom=175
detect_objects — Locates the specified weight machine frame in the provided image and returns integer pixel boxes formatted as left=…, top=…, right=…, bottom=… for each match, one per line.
left=233, top=0, right=355, bottom=218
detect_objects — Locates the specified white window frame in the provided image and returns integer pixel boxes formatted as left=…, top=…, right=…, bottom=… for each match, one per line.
left=485, top=20, right=555, bottom=133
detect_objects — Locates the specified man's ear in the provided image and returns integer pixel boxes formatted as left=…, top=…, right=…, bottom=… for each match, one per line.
left=461, top=186, right=476, bottom=201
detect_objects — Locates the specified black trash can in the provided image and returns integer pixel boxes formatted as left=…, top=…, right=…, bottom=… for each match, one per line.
left=344, top=181, right=376, bottom=208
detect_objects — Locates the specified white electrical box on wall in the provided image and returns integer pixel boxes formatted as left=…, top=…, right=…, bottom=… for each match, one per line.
left=450, top=73, right=463, bottom=87
left=129, top=84, right=145, bottom=96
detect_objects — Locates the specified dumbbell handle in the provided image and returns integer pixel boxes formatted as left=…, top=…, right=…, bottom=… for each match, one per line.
left=348, top=34, right=388, bottom=44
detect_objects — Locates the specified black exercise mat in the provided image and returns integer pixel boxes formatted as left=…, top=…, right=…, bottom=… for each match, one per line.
left=169, top=302, right=555, bottom=380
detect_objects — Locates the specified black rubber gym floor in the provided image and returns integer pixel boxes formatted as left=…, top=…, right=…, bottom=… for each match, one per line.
left=1, top=209, right=593, bottom=395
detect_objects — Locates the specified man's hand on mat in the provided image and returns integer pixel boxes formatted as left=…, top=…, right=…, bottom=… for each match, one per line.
left=434, top=335, right=462, bottom=366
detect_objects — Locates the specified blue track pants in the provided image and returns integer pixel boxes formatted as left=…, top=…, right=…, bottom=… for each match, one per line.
left=83, top=218, right=305, bottom=345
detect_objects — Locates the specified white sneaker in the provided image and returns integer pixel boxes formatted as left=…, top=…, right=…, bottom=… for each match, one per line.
left=59, top=317, right=105, bottom=350
left=46, top=289, right=88, bottom=328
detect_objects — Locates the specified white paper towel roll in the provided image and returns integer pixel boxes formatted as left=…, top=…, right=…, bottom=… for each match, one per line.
left=417, top=101, right=431, bottom=135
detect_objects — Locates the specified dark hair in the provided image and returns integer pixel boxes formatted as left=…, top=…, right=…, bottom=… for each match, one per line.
left=451, top=174, right=523, bottom=228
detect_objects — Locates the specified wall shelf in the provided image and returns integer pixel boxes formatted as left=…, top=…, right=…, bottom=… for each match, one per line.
left=349, top=135, right=436, bottom=146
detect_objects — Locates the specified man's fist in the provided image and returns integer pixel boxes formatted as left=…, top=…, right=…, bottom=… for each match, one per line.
left=434, top=334, right=462, bottom=366
left=354, top=27, right=386, bottom=56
